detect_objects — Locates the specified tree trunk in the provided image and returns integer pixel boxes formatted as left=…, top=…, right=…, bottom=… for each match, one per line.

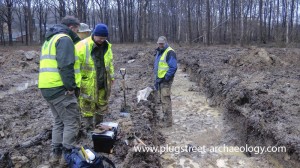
left=124, top=0, right=128, bottom=42
left=230, top=0, right=235, bottom=45
left=286, top=0, right=289, bottom=44
left=137, top=0, right=143, bottom=42
left=259, top=0, right=263, bottom=43
left=0, top=19, right=5, bottom=46
left=268, top=0, right=273, bottom=40
left=187, top=0, right=192, bottom=43
left=169, top=0, right=177, bottom=42
left=27, top=0, right=33, bottom=45
left=116, top=0, right=123, bottom=43
left=59, top=0, right=66, bottom=19
left=218, top=0, right=224, bottom=44
left=240, top=0, right=244, bottom=46
left=104, top=0, right=109, bottom=24
left=177, top=0, right=181, bottom=42
left=142, top=0, right=149, bottom=41
left=206, top=0, right=210, bottom=45
left=128, top=0, right=134, bottom=42
left=77, top=0, right=83, bottom=21
left=4, top=0, right=13, bottom=45
left=290, top=0, right=295, bottom=42
left=296, top=0, right=299, bottom=40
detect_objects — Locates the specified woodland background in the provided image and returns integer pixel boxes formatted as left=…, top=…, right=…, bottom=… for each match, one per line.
left=0, top=0, right=299, bottom=46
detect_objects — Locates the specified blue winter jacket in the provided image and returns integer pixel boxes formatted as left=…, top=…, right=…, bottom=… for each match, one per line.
left=154, top=44, right=177, bottom=84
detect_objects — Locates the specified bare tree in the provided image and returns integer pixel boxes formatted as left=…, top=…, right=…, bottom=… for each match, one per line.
left=15, top=0, right=25, bottom=43
left=128, top=0, right=134, bottom=42
left=206, top=0, right=210, bottom=45
left=0, top=0, right=13, bottom=45
left=23, top=0, right=35, bottom=45
left=116, top=0, right=123, bottom=42
left=123, top=0, right=128, bottom=41
left=267, top=0, right=273, bottom=40
left=285, top=0, right=289, bottom=44
left=35, top=0, right=49, bottom=43
left=187, top=0, right=192, bottom=43
left=0, top=0, right=299, bottom=46
left=58, top=0, right=66, bottom=18
left=0, top=2, right=5, bottom=45
left=76, top=0, right=89, bottom=22
left=230, top=0, right=235, bottom=45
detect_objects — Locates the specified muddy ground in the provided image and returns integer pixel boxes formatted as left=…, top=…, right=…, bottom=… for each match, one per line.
left=0, top=44, right=299, bottom=168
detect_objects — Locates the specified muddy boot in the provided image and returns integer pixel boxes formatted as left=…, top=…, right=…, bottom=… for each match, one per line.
left=49, top=148, right=62, bottom=167
left=93, top=113, right=104, bottom=127
left=58, top=148, right=71, bottom=168
left=82, top=117, right=93, bottom=138
left=83, top=117, right=93, bottom=130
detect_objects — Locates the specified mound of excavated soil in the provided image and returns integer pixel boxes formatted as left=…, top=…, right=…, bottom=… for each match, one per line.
left=0, top=48, right=39, bottom=92
left=179, top=46, right=300, bottom=165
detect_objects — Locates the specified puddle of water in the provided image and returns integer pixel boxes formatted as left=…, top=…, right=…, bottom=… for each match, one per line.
left=0, top=80, right=38, bottom=99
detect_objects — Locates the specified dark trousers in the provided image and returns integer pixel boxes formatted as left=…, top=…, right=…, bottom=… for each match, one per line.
left=48, top=94, right=81, bottom=150
left=159, top=78, right=173, bottom=126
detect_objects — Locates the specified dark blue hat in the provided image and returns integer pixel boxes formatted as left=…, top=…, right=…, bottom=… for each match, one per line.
left=93, top=23, right=108, bottom=37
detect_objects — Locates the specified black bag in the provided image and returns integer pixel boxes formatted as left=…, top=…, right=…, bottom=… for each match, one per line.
left=64, top=147, right=115, bottom=168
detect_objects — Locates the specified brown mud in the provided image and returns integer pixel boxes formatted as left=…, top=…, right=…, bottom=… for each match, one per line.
left=0, top=45, right=299, bottom=168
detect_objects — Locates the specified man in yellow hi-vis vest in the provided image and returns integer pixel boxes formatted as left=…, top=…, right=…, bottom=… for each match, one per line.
left=154, top=36, right=177, bottom=127
left=38, top=16, right=81, bottom=166
left=76, top=23, right=114, bottom=132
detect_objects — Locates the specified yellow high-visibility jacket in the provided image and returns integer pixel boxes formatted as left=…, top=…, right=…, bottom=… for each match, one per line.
left=76, top=36, right=114, bottom=103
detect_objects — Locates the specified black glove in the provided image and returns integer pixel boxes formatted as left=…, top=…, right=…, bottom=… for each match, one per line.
left=75, top=87, right=80, bottom=98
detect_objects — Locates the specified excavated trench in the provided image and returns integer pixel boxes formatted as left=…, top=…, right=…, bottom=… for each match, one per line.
left=176, top=46, right=300, bottom=168
left=158, top=65, right=286, bottom=168
left=0, top=45, right=299, bottom=168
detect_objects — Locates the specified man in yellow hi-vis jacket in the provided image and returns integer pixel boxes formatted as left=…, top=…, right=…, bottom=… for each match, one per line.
left=76, top=23, right=114, bottom=131
left=38, top=16, right=81, bottom=166
left=154, top=36, right=177, bottom=127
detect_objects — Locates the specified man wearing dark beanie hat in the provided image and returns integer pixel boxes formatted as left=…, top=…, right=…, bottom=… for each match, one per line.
left=93, top=24, right=108, bottom=37
left=76, top=23, right=115, bottom=133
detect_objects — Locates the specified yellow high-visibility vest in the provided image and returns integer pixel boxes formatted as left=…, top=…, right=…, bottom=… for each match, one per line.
left=157, top=47, right=174, bottom=78
left=38, top=34, right=81, bottom=88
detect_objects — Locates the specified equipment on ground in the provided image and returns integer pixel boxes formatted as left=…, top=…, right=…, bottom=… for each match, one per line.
left=120, top=68, right=130, bottom=117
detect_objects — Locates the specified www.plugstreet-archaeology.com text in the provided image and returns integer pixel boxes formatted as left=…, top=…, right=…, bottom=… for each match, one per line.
left=134, top=144, right=287, bottom=155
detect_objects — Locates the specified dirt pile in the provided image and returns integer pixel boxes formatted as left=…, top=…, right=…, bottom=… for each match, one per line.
left=0, top=48, right=39, bottom=92
left=179, top=46, right=300, bottom=165
left=108, top=45, right=164, bottom=167
left=0, top=86, right=51, bottom=167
